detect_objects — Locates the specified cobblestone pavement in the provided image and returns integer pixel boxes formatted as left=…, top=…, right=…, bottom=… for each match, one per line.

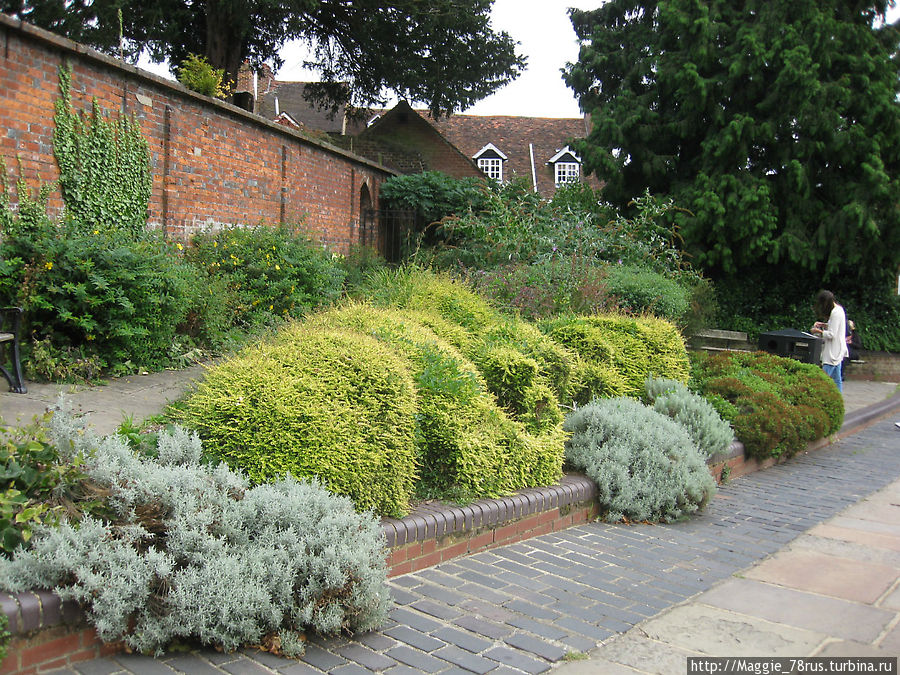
left=46, top=416, right=900, bottom=675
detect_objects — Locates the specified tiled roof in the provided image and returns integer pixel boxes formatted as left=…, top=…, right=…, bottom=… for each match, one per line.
left=427, top=113, right=599, bottom=198
left=257, top=82, right=349, bottom=134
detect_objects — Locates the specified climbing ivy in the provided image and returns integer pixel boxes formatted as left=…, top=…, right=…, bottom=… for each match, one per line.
left=53, top=64, right=151, bottom=238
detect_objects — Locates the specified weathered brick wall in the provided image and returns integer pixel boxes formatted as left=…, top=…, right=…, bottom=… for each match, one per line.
left=0, top=14, right=394, bottom=250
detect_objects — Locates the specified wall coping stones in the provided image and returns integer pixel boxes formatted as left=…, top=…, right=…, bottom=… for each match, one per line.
left=380, top=474, right=597, bottom=549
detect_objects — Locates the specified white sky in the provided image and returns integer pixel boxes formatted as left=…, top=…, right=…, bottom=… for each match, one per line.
left=141, top=1, right=900, bottom=119
left=276, top=0, right=599, bottom=118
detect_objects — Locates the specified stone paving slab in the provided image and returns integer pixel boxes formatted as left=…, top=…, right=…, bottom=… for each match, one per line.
left=698, top=577, right=894, bottom=643
left=743, top=548, right=899, bottom=604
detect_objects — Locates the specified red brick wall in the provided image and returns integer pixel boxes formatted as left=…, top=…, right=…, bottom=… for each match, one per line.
left=0, top=14, right=393, bottom=250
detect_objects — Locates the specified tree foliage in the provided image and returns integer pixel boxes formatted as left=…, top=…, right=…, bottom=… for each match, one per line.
left=3, top=0, right=525, bottom=117
left=564, top=1, right=900, bottom=286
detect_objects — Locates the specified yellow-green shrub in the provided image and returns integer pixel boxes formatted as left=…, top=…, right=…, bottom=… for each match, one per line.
left=177, top=328, right=418, bottom=517
left=360, top=267, right=497, bottom=338
left=541, top=313, right=690, bottom=402
left=301, top=304, right=564, bottom=500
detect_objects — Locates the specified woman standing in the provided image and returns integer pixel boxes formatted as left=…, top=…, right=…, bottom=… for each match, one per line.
left=810, top=290, right=849, bottom=392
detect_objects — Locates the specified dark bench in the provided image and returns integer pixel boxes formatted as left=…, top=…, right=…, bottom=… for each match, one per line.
left=0, top=307, right=26, bottom=393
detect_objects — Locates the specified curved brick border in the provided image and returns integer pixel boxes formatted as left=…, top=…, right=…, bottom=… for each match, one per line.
left=3, top=391, right=899, bottom=674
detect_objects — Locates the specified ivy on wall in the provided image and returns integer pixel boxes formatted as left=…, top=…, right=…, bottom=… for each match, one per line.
left=53, top=64, right=152, bottom=238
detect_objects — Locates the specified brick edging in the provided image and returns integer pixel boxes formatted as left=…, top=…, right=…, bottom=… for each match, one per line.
left=4, top=392, right=900, bottom=673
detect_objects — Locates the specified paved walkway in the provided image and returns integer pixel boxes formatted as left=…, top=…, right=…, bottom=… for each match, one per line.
left=1, top=375, right=898, bottom=674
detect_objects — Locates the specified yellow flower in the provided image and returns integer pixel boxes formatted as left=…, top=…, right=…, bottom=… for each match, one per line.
left=213, top=240, right=218, bottom=247
left=92, top=230, right=99, bottom=235
left=176, top=243, right=183, bottom=250
left=45, top=262, right=53, bottom=270
left=275, top=264, right=280, bottom=271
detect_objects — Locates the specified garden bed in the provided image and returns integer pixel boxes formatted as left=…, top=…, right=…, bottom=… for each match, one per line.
left=4, top=391, right=899, bottom=675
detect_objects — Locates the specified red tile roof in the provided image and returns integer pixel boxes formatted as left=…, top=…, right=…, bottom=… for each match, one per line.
left=427, top=113, right=598, bottom=198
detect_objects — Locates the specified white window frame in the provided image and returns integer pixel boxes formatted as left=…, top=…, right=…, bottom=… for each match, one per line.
left=473, top=143, right=508, bottom=183
left=554, top=161, right=580, bottom=186
left=549, top=146, right=582, bottom=187
left=478, top=157, right=503, bottom=182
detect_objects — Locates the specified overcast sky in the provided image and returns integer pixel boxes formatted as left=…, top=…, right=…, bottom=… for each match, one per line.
left=143, top=1, right=900, bottom=120
left=277, top=0, right=601, bottom=119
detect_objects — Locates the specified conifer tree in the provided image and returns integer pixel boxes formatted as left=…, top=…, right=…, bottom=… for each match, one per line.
left=565, top=0, right=900, bottom=286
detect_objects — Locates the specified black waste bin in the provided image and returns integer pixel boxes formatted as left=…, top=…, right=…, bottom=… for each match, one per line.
left=758, top=329, right=823, bottom=364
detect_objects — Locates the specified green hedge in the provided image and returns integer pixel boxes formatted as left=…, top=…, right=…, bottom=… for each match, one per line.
left=691, top=350, right=844, bottom=460
left=177, top=328, right=419, bottom=517
left=303, top=304, right=565, bottom=502
left=541, top=313, right=690, bottom=403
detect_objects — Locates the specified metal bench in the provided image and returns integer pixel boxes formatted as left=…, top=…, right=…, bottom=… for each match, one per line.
left=0, top=307, right=26, bottom=393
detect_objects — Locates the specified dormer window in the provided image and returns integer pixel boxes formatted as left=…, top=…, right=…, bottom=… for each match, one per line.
left=549, top=146, right=581, bottom=186
left=473, top=143, right=507, bottom=183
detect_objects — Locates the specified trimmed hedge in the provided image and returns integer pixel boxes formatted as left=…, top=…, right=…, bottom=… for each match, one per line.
left=177, top=328, right=419, bottom=517
left=302, top=304, right=565, bottom=501
left=541, top=313, right=690, bottom=403
left=691, top=350, right=844, bottom=460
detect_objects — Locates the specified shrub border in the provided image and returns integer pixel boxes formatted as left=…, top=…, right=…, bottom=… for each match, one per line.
left=2, top=389, right=898, bottom=674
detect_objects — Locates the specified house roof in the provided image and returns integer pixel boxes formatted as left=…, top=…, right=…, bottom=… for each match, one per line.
left=346, top=101, right=483, bottom=178
left=427, top=113, right=598, bottom=198
left=257, top=82, right=350, bottom=134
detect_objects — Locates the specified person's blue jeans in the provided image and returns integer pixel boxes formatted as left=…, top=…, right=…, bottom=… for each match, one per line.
left=823, top=363, right=843, bottom=392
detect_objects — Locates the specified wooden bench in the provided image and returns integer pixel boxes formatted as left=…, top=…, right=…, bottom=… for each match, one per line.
left=0, top=307, right=26, bottom=393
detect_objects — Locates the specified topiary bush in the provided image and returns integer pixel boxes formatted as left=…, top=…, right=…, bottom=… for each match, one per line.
left=0, top=411, right=389, bottom=656
left=690, top=350, right=844, bottom=460
left=177, top=328, right=418, bottom=517
left=564, top=398, right=716, bottom=523
left=643, top=377, right=735, bottom=459
left=302, top=304, right=565, bottom=501
left=541, top=313, right=690, bottom=403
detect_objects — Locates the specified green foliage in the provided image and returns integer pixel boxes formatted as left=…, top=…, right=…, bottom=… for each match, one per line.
left=176, top=53, right=232, bottom=99
left=0, top=206, right=199, bottom=373
left=643, top=377, right=735, bottom=459
left=691, top=350, right=844, bottom=459
left=564, top=398, right=716, bottom=523
left=355, top=266, right=496, bottom=338
left=714, top=270, right=900, bottom=353
left=303, top=304, right=565, bottom=501
left=565, top=1, right=900, bottom=288
left=54, top=64, right=151, bottom=238
left=0, top=411, right=390, bottom=655
left=604, top=264, right=690, bottom=323
left=422, top=183, right=709, bottom=329
left=379, top=171, right=490, bottom=225
left=186, top=223, right=345, bottom=329
left=465, top=260, right=613, bottom=320
left=177, top=328, right=418, bottom=517
left=541, top=313, right=690, bottom=403
left=338, top=244, right=387, bottom=294
left=0, top=612, right=8, bottom=664
left=0, top=415, right=98, bottom=556
left=9, top=0, right=524, bottom=118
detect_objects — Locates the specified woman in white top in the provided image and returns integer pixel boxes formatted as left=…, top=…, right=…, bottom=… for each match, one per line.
left=810, top=290, right=849, bottom=392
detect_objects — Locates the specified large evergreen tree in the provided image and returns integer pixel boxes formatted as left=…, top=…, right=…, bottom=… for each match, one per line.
left=564, top=0, right=900, bottom=286
left=2, top=0, right=524, bottom=117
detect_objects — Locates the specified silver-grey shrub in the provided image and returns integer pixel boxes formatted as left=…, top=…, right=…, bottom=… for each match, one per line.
left=0, top=406, right=390, bottom=655
left=644, top=377, right=735, bottom=459
left=564, top=398, right=716, bottom=522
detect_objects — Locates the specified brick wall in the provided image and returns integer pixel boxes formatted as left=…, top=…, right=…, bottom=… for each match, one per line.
left=0, top=14, right=394, bottom=249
